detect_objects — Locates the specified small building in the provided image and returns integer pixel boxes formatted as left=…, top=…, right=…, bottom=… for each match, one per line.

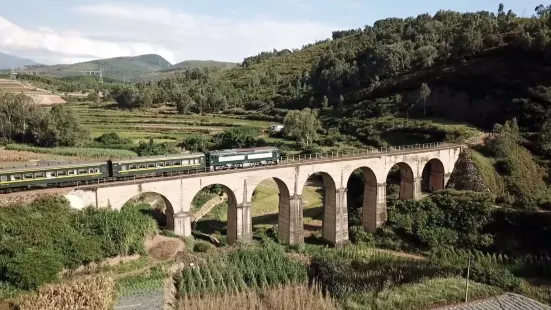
left=270, top=124, right=284, bottom=132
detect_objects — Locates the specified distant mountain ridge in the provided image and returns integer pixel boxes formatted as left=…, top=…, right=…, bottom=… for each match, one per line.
left=0, top=52, right=40, bottom=70
left=5, top=54, right=237, bottom=81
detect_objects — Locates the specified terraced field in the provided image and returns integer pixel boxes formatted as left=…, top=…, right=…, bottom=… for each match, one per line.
left=70, top=102, right=275, bottom=143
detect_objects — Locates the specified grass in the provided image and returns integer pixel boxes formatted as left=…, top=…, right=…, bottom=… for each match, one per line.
left=341, top=277, right=502, bottom=310
left=178, top=285, right=338, bottom=310
left=115, top=266, right=166, bottom=296
left=469, top=149, right=504, bottom=195
left=5, top=143, right=137, bottom=159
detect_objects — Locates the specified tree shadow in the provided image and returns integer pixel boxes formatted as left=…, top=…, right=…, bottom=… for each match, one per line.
left=193, top=219, right=226, bottom=235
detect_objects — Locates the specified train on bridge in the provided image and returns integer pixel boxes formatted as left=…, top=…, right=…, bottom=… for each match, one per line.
left=0, top=146, right=281, bottom=193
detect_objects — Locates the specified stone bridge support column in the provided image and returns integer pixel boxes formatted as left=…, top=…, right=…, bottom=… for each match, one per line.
left=278, top=194, right=303, bottom=245
left=227, top=202, right=252, bottom=245
left=413, top=177, right=423, bottom=200
left=322, top=188, right=349, bottom=245
left=363, top=182, right=387, bottom=232
left=173, top=212, right=191, bottom=238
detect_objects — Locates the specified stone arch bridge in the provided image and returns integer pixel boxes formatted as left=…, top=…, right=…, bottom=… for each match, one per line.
left=66, top=143, right=464, bottom=245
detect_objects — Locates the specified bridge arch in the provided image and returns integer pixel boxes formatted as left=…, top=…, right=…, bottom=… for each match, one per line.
left=421, top=158, right=446, bottom=193
left=121, top=192, right=176, bottom=231
left=299, top=171, right=343, bottom=244
left=189, top=184, right=238, bottom=243
left=248, top=177, right=292, bottom=241
left=346, top=166, right=382, bottom=233
left=386, top=162, right=416, bottom=200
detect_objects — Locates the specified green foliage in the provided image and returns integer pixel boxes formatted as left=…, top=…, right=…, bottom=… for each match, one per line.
left=0, top=197, right=157, bottom=290
left=193, top=240, right=214, bottom=252
left=179, top=245, right=306, bottom=296
left=0, top=94, right=88, bottom=147
left=486, top=119, right=548, bottom=208
left=5, top=143, right=137, bottom=159
left=283, top=108, right=321, bottom=146
left=180, top=135, right=212, bottom=152
left=213, top=126, right=264, bottom=149
left=5, top=248, right=64, bottom=290
left=133, top=138, right=178, bottom=156
left=386, top=190, right=495, bottom=251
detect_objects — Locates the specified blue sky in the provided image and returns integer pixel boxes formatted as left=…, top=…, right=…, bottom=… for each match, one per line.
left=0, top=0, right=544, bottom=65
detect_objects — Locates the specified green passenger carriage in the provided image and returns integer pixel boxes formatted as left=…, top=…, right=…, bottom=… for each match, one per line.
left=0, top=161, right=109, bottom=191
left=109, top=153, right=206, bottom=179
left=206, top=146, right=281, bottom=171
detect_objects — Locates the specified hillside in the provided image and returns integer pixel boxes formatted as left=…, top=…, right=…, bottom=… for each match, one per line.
left=171, top=60, right=237, bottom=71
left=0, top=52, right=39, bottom=69
left=132, top=60, right=238, bottom=82
left=29, top=54, right=172, bottom=81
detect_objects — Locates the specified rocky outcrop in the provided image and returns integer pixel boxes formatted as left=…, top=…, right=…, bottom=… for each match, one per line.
left=447, top=150, right=489, bottom=192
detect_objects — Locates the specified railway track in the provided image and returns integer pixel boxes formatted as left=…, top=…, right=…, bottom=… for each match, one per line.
left=0, top=142, right=464, bottom=199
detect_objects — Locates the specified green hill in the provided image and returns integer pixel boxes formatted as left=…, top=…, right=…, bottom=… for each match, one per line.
left=132, top=60, right=238, bottom=82
left=171, top=60, right=237, bottom=71
left=30, top=54, right=172, bottom=81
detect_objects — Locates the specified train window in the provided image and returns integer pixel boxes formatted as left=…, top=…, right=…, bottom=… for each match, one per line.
left=138, top=164, right=145, bottom=169
left=77, top=169, right=87, bottom=175
left=11, top=175, right=21, bottom=181
left=173, top=161, right=181, bottom=166
left=68, top=170, right=75, bottom=175
left=0, top=176, right=6, bottom=182
left=156, top=162, right=164, bottom=168
left=23, top=173, right=33, bottom=179
left=182, top=160, right=189, bottom=165
left=34, top=172, right=45, bottom=178
left=129, top=164, right=137, bottom=170
left=165, top=161, right=172, bottom=166
left=147, top=163, right=155, bottom=168
left=57, top=170, right=67, bottom=176
left=121, top=165, right=127, bottom=171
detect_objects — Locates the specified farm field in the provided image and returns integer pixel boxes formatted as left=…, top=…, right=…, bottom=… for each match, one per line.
left=69, top=102, right=276, bottom=143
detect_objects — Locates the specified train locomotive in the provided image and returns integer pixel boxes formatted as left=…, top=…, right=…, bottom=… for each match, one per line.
left=0, top=146, right=281, bottom=192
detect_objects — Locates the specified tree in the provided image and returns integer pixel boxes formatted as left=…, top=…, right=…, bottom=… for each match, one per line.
left=321, top=95, right=329, bottom=108
left=539, top=119, right=551, bottom=156
left=86, top=91, right=100, bottom=104
left=283, top=108, right=321, bottom=146
left=0, top=93, right=35, bottom=143
left=28, top=104, right=89, bottom=147
left=418, top=83, right=431, bottom=116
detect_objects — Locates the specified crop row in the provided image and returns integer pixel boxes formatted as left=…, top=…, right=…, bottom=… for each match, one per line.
left=5, top=144, right=137, bottom=159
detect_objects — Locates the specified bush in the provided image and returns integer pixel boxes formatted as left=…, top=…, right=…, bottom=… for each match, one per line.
left=0, top=197, right=157, bottom=290
left=6, top=248, right=64, bottom=290
left=349, top=226, right=375, bottom=247
left=193, top=241, right=214, bottom=252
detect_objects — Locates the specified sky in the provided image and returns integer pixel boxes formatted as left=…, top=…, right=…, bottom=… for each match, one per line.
left=0, top=0, right=545, bottom=65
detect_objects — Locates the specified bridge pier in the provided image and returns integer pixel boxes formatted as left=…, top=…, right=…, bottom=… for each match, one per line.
left=227, top=202, right=252, bottom=245
left=322, top=188, right=349, bottom=245
left=364, top=182, right=387, bottom=232
left=279, top=194, right=303, bottom=245
left=173, top=212, right=191, bottom=238
left=444, top=172, right=452, bottom=188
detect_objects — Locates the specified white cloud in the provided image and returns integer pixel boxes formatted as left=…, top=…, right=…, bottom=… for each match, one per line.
left=0, top=3, right=337, bottom=65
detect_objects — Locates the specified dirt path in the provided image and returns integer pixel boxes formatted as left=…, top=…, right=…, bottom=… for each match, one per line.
left=191, top=194, right=227, bottom=222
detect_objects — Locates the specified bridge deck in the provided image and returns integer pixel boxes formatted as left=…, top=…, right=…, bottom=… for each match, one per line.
left=0, top=143, right=464, bottom=198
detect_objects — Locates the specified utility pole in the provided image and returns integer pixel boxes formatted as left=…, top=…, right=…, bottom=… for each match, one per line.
left=464, top=255, right=472, bottom=303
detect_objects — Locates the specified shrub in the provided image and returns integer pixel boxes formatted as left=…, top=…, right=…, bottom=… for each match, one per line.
left=5, top=248, right=64, bottom=290
left=0, top=197, right=157, bottom=290
left=349, top=226, right=375, bottom=247
left=193, top=241, right=214, bottom=253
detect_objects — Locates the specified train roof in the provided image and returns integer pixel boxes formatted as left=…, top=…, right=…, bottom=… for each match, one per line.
left=111, top=152, right=205, bottom=164
left=0, top=160, right=107, bottom=174
left=207, top=146, right=279, bottom=155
